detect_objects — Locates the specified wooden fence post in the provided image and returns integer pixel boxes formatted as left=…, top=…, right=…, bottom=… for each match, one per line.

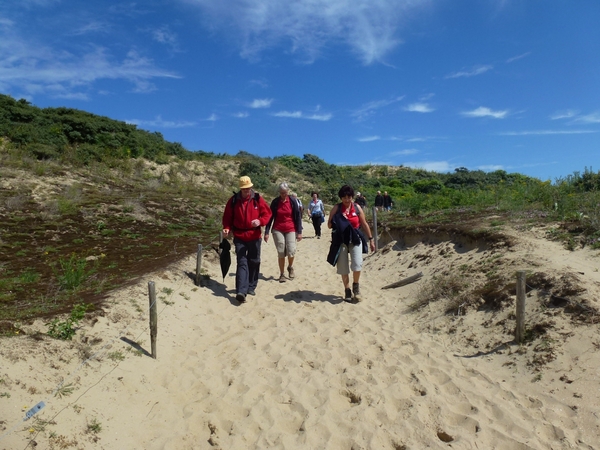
left=195, top=244, right=203, bottom=286
left=515, top=271, right=526, bottom=344
left=148, top=281, right=157, bottom=359
left=372, top=206, right=378, bottom=252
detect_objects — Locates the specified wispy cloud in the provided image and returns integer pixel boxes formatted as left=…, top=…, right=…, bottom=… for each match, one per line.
left=206, top=113, right=218, bottom=122
left=70, top=21, right=110, bottom=36
left=404, top=102, right=434, bottom=113
left=233, top=112, right=249, bottom=118
left=462, top=107, right=508, bottom=119
left=550, top=110, right=579, bottom=120
left=273, top=110, right=332, bottom=121
left=445, top=65, right=493, bottom=79
left=357, top=136, right=381, bottom=142
left=506, top=52, right=531, bottom=63
left=404, top=160, right=455, bottom=172
left=248, top=98, right=273, bottom=108
left=574, top=112, right=600, bottom=124
left=390, top=149, right=419, bottom=156
left=478, top=164, right=504, bottom=171
left=126, top=115, right=197, bottom=128
left=499, top=129, right=598, bottom=136
left=151, top=26, right=180, bottom=51
left=0, top=23, right=180, bottom=97
left=249, top=79, right=269, bottom=88
left=351, top=96, right=404, bottom=121
left=550, top=110, right=600, bottom=124
left=184, top=0, right=431, bottom=64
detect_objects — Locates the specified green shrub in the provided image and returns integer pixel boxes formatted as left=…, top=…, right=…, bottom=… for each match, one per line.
left=47, top=303, right=89, bottom=340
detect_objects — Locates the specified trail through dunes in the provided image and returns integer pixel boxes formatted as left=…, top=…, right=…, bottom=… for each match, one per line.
left=1, top=219, right=599, bottom=449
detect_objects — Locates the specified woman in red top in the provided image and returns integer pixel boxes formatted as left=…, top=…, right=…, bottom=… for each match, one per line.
left=327, top=185, right=375, bottom=302
left=265, top=182, right=303, bottom=282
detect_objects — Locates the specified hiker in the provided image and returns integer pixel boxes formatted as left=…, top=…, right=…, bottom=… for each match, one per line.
left=355, top=191, right=367, bottom=208
left=222, top=176, right=272, bottom=304
left=383, top=191, right=393, bottom=211
left=374, top=191, right=384, bottom=211
left=307, top=191, right=325, bottom=239
left=327, top=185, right=375, bottom=302
left=291, top=192, right=304, bottom=216
left=264, top=182, right=303, bottom=282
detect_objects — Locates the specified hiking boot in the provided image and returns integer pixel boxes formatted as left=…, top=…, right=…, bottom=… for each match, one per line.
left=287, top=266, right=295, bottom=279
left=279, top=273, right=287, bottom=283
left=248, top=289, right=256, bottom=296
left=236, top=293, right=246, bottom=304
left=344, top=288, right=353, bottom=302
left=352, top=283, right=362, bottom=302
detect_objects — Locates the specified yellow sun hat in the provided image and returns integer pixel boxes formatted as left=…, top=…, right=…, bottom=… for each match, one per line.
left=239, top=176, right=253, bottom=189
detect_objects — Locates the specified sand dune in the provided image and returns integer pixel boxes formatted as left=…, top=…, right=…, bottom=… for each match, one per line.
left=1, top=222, right=599, bottom=449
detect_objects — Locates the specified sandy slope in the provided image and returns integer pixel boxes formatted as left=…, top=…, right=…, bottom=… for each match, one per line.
left=1, top=219, right=599, bottom=449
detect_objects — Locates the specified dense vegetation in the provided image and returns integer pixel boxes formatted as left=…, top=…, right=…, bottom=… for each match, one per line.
left=1, top=92, right=600, bottom=332
left=0, top=93, right=220, bottom=165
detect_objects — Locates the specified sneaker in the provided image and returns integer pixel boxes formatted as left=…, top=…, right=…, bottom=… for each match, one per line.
left=317, top=235, right=321, bottom=239
left=352, top=283, right=362, bottom=302
left=236, top=293, right=246, bottom=303
left=248, top=289, right=256, bottom=296
left=287, top=266, right=295, bottom=279
left=344, top=288, right=353, bottom=302
left=279, top=273, right=287, bottom=283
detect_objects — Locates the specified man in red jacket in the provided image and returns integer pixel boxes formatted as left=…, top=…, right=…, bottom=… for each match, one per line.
left=222, top=176, right=272, bottom=304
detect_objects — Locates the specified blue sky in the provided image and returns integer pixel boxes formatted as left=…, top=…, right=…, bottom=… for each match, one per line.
left=1, top=0, right=599, bottom=181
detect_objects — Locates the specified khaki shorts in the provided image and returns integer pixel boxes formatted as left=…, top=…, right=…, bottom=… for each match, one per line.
left=272, top=229, right=297, bottom=258
left=336, top=243, right=363, bottom=274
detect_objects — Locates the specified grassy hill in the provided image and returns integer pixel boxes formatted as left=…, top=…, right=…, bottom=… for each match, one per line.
left=2, top=92, right=600, bottom=334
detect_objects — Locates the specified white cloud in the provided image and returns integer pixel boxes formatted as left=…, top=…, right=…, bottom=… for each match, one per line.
left=499, top=129, right=597, bottom=136
left=445, top=65, right=493, bottom=79
left=478, top=164, right=504, bottom=171
left=575, top=112, right=600, bottom=124
left=390, top=149, right=419, bottom=156
left=506, top=52, right=531, bottom=63
left=273, top=111, right=302, bottom=119
left=70, top=21, right=110, bottom=36
left=404, top=102, right=434, bottom=113
left=404, top=161, right=454, bottom=172
left=550, top=110, right=579, bottom=120
left=462, top=107, right=508, bottom=119
left=0, top=23, right=180, bottom=97
left=351, top=96, right=404, bottom=121
left=126, top=116, right=197, bottom=128
left=357, top=136, right=381, bottom=142
left=152, top=27, right=180, bottom=51
left=248, top=98, right=273, bottom=108
left=273, top=110, right=332, bottom=121
left=233, top=112, right=249, bottom=118
left=183, top=0, right=431, bottom=64
left=249, top=79, right=269, bottom=88
left=206, top=113, right=218, bottom=121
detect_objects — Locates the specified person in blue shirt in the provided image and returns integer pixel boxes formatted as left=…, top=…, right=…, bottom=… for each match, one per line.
left=307, top=191, right=325, bottom=239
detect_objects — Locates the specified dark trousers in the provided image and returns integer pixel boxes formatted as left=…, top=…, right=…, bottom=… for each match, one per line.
left=233, top=238, right=261, bottom=295
left=311, top=215, right=322, bottom=237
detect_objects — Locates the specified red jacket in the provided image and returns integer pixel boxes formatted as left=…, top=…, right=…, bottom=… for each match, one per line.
left=222, top=191, right=272, bottom=241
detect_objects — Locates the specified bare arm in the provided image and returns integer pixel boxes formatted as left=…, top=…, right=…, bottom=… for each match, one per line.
left=327, top=204, right=338, bottom=229
left=357, top=205, right=376, bottom=252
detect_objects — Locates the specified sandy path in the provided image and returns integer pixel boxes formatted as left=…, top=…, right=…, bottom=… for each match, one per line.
left=1, top=222, right=596, bottom=449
